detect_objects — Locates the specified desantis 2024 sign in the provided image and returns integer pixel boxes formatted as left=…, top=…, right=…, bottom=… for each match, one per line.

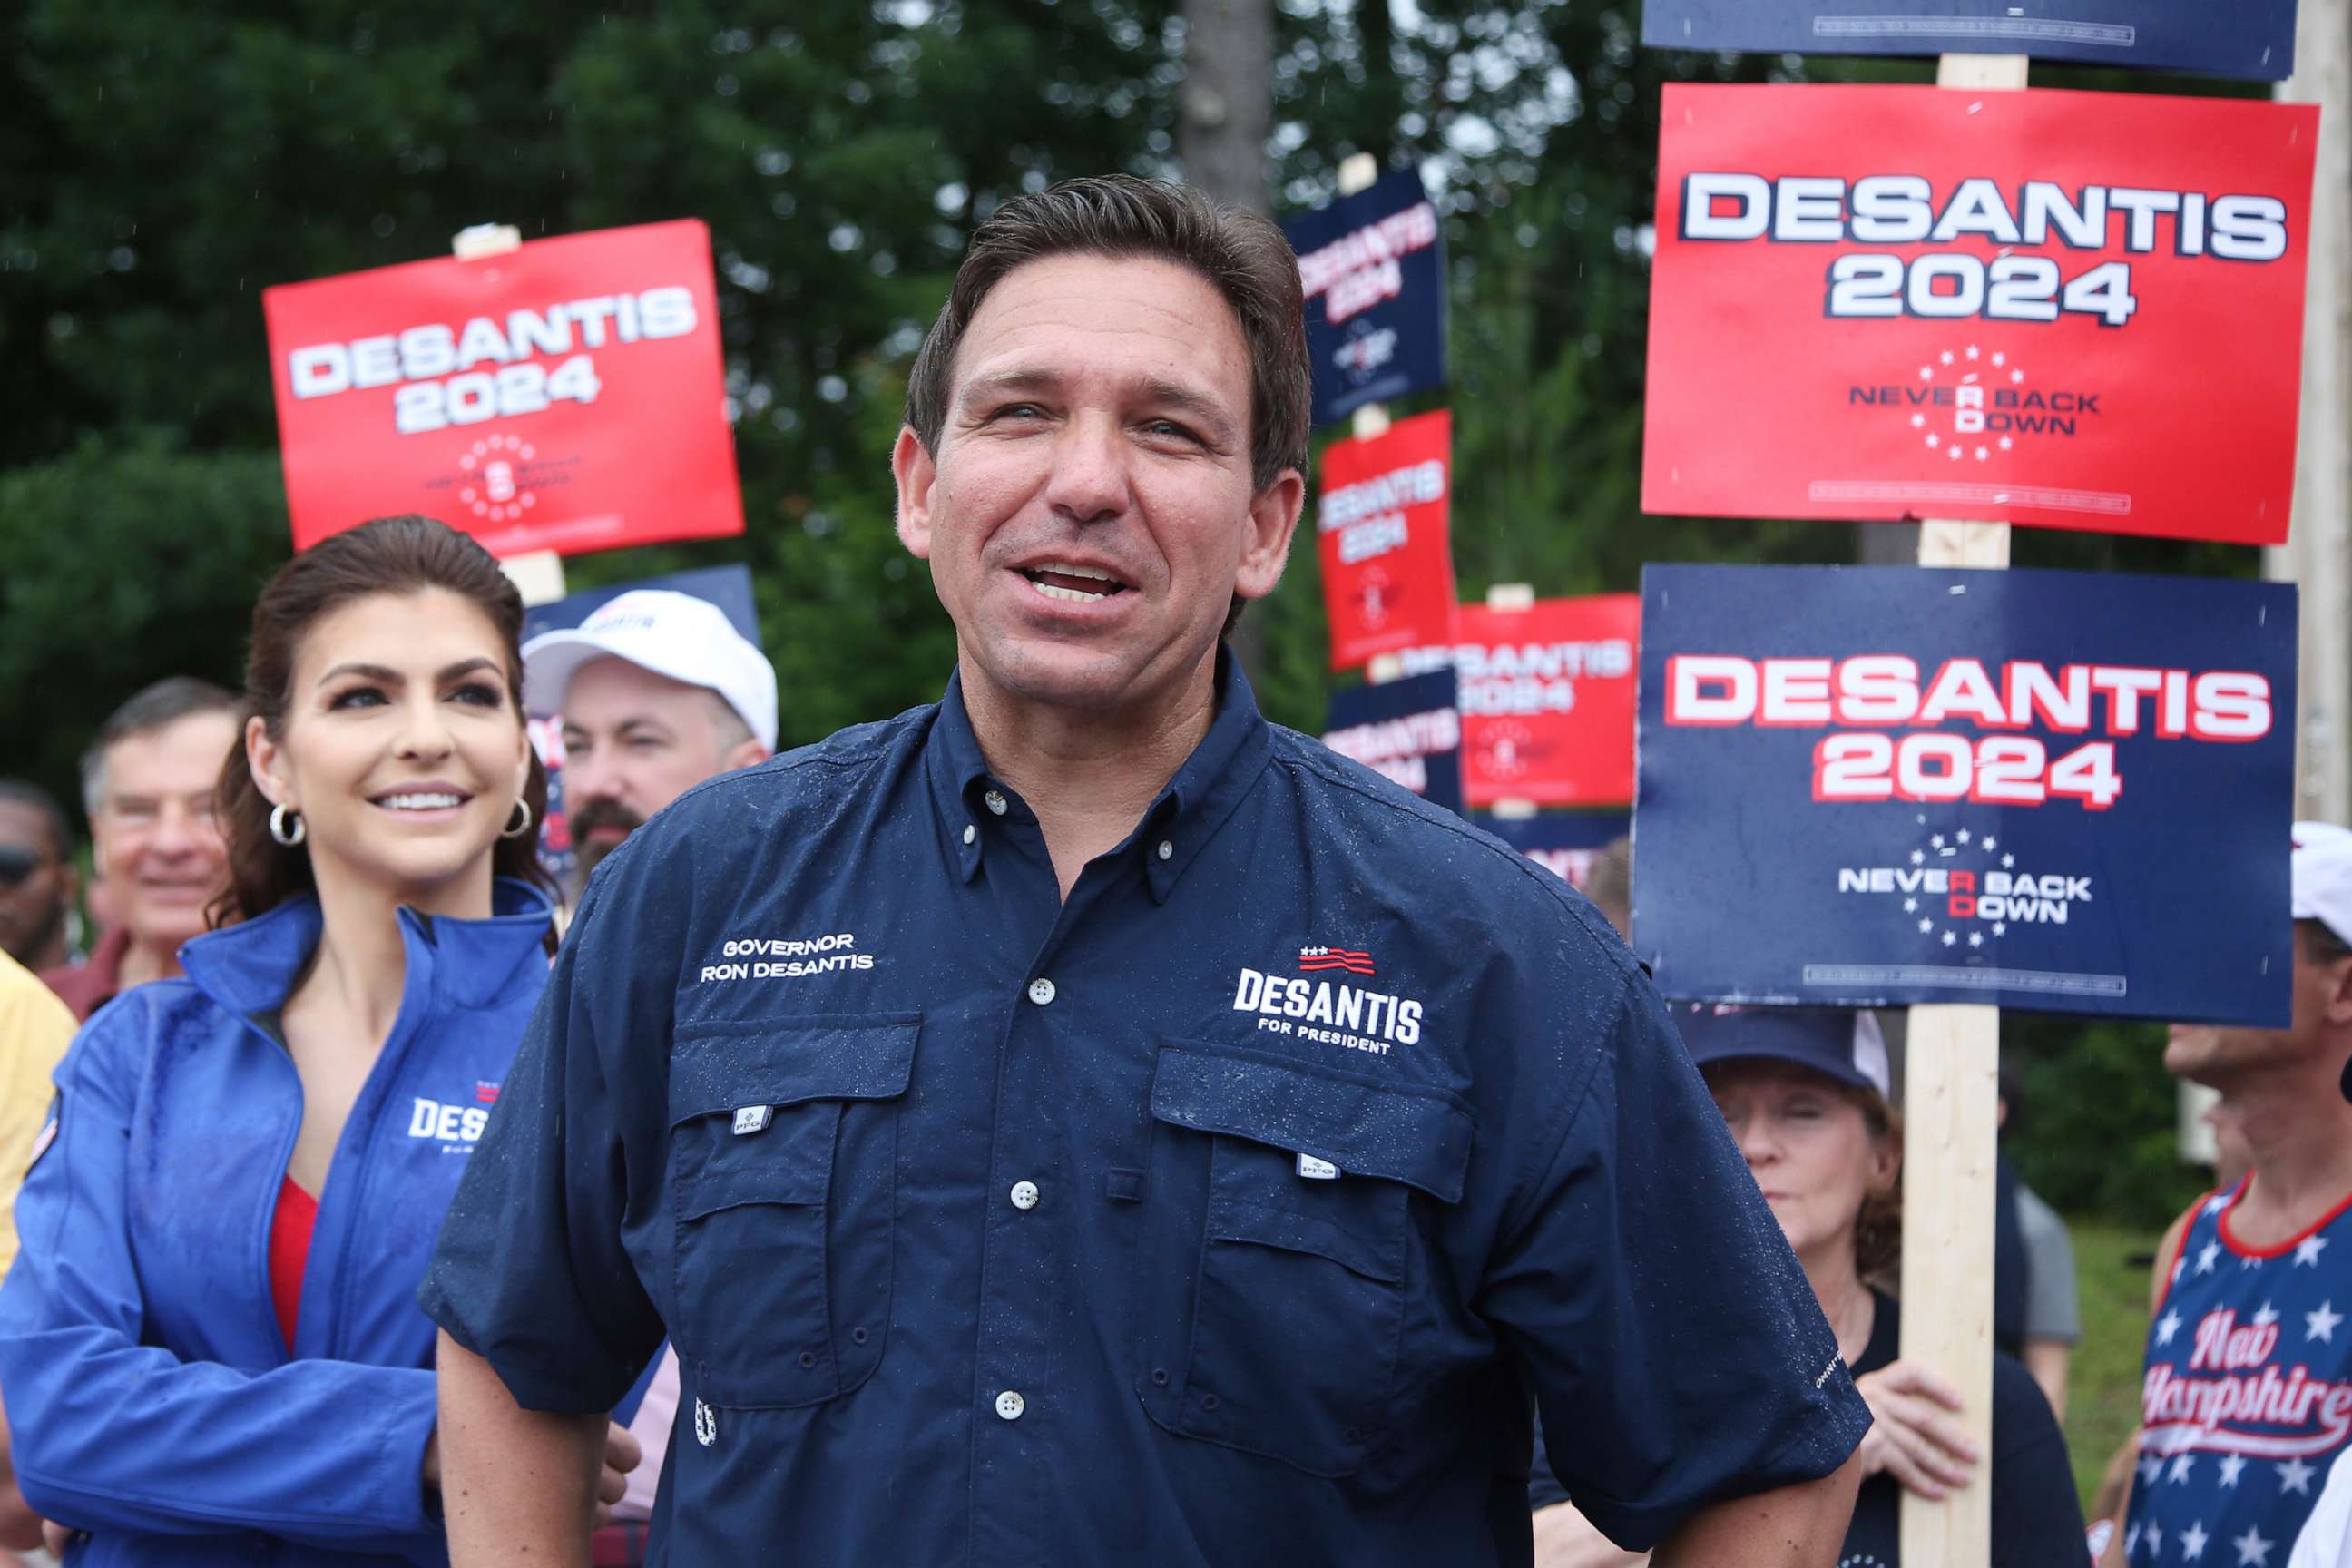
left=1634, top=565, right=2297, bottom=1024
left=264, top=220, right=742, bottom=557
left=1642, top=86, right=2318, bottom=545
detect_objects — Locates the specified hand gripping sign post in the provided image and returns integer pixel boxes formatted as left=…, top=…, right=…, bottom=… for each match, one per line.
left=262, top=219, right=743, bottom=568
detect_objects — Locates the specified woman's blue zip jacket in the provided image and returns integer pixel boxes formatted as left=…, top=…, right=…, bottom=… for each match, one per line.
left=0, top=878, right=555, bottom=1566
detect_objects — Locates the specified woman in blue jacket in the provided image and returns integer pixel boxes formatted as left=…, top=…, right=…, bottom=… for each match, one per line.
left=0, top=516, right=622, bottom=1565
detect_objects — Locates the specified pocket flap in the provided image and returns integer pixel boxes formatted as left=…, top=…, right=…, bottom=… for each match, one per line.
left=1149, top=1043, right=1474, bottom=1205
left=671, top=1012, right=920, bottom=1122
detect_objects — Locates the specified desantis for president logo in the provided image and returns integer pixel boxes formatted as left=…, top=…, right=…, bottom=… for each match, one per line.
left=1838, top=824, right=2096, bottom=951
left=1850, top=343, right=2104, bottom=465
left=1230, top=945, right=1420, bottom=1057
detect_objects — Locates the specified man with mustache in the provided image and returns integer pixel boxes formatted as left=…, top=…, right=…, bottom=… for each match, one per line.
left=523, top=589, right=777, bottom=884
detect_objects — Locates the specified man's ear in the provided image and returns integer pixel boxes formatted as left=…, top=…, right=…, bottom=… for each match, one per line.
left=2326, top=954, right=2352, bottom=1028
left=893, top=426, right=938, bottom=561
left=1233, top=467, right=1306, bottom=603
left=722, top=740, right=771, bottom=775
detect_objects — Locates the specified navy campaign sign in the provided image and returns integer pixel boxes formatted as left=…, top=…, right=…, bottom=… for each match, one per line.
left=1322, top=669, right=1465, bottom=816
left=1475, top=813, right=1631, bottom=894
left=1634, top=564, right=2297, bottom=1024
left=521, top=563, right=760, bottom=650
left=1282, top=170, right=1446, bottom=426
left=1642, top=1, right=2298, bottom=81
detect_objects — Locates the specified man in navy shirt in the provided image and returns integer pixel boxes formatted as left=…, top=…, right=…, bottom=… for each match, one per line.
left=424, top=175, right=1868, bottom=1566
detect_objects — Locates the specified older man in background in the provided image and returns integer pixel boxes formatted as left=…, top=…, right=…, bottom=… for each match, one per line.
left=41, top=678, right=240, bottom=1022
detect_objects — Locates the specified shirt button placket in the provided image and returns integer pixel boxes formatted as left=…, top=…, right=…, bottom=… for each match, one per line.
left=995, top=1388, right=1026, bottom=1421
left=1026, top=977, right=1055, bottom=1006
left=984, top=789, right=1009, bottom=816
left=1009, top=1180, right=1041, bottom=1211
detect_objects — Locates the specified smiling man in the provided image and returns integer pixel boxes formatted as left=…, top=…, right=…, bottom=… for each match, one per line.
left=424, top=176, right=1868, bottom=1568
left=43, top=678, right=240, bottom=1021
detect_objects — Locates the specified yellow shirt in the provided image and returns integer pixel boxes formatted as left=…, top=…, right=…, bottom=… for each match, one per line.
left=0, top=948, right=75, bottom=1279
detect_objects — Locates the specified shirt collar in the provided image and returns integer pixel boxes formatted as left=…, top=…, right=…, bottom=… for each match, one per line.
left=178, top=877, right=555, bottom=1015
left=925, top=646, right=1273, bottom=900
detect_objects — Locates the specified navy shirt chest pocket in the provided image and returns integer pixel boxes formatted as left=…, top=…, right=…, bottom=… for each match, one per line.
left=666, top=1012, right=918, bottom=1408
left=1131, top=1041, right=1475, bottom=1477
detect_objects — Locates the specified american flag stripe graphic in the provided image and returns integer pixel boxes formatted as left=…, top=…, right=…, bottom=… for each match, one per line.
left=1299, top=948, right=1377, bottom=976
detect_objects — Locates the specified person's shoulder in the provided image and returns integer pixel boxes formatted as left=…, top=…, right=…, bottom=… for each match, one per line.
left=1263, top=724, right=1639, bottom=979
left=0, top=952, right=73, bottom=1043
left=54, top=977, right=222, bottom=1086
left=591, top=704, right=937, bottom=877
left=2015, top=1180, right=2063, bottom=1233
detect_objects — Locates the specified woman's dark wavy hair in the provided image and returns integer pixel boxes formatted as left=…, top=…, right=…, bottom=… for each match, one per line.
left=210, top=515, right=553, bottom=929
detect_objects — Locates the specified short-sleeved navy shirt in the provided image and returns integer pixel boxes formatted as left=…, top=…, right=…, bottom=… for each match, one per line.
left=422, top=654, right=1867, bottom=1565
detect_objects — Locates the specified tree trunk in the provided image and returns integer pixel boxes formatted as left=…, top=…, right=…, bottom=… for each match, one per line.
left=1181, top=0, right=1279, bottom=680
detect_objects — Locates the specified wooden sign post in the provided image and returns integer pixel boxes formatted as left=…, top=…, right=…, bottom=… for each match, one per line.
left=1897, top=52, right=2024, bottom=1565
left=450, top=223, right=570, bottom=610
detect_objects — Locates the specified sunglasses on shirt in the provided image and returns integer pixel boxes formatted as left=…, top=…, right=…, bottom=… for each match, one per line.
left=0, top=845, right=47, bottom=889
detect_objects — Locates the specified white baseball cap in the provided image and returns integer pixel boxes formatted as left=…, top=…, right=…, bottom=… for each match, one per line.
left=523, top=589, right=779, bottom=751
left=2294, top=821, right=2352, bottom=946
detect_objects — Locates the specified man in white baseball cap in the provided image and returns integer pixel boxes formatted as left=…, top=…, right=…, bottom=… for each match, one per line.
left=2102, top=822, right=2352, bottom=1568
left=523, top=589, right=778, bottom=879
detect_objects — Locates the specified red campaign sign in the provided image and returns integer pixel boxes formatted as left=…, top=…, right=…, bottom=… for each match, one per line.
left=1643, top=85, right=2318, bottom=545
left=1316, top=409, right=1458, bottom=670
left=1403, top=595, right=1640, bottom=808
left=262, top=220, right=742, bottom=557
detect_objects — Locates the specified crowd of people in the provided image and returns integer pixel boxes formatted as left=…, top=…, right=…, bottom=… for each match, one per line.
left=0, top=173, right=2344, bottom=1567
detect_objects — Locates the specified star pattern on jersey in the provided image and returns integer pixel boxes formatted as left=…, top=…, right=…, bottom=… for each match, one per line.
left=2296, top=1235, right=2329, bottom=1268
left=2277, top=1456, right=2316, bottom=1495
left=2307, top=1299, right=2342, bottom=1343
left=2252, top=1301, right=2279, bottom=1328
left=2207, top=1193, right=2235, bottom=1217
left=2219, top=1454, right=2248, bottom=1488
left=2148, top=1522, right=2165, bottom=1554
left=2233, top=1524, right=2274, bottom=1564
left=2170, top=1455, right=2198, bottom=1484
left=2180, top=1519, right=2210, bottom=1561
left=2155, top=1308, right=2184, bottom=1346
left=2197, top=1241, right=2223, bottom=1275
left=2141, top=1452, right=2167, bottom=1486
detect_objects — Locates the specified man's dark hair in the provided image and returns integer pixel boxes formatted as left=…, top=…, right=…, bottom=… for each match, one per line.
left=80, top=675, right=243, bottom=818
left=905, top=174, right=1311, bottom=496
left=0, top=779, right=73, bottom=860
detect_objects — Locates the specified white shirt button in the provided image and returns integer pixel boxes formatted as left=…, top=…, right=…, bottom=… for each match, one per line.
left=963, top=823, right=977, bottom=846
left=1027, top=978, right=1055, bottom=1006
left=1010, top=1181, right=1041, bottom=1211
left=985, top=789, right=1008, bottom=816
left=1157, top=840, right=1173, bottom=861
left=995, top=1389, right=1026, bottom=1421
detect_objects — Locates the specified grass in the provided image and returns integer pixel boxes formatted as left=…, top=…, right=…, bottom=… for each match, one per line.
left=2064, top=1216, right=2169, bottom=1513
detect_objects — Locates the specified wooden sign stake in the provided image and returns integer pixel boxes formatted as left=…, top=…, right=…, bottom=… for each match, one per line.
left=1898, top=50, right=2024, bottom=1567
left=449, top=223, right=568, bottom=607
